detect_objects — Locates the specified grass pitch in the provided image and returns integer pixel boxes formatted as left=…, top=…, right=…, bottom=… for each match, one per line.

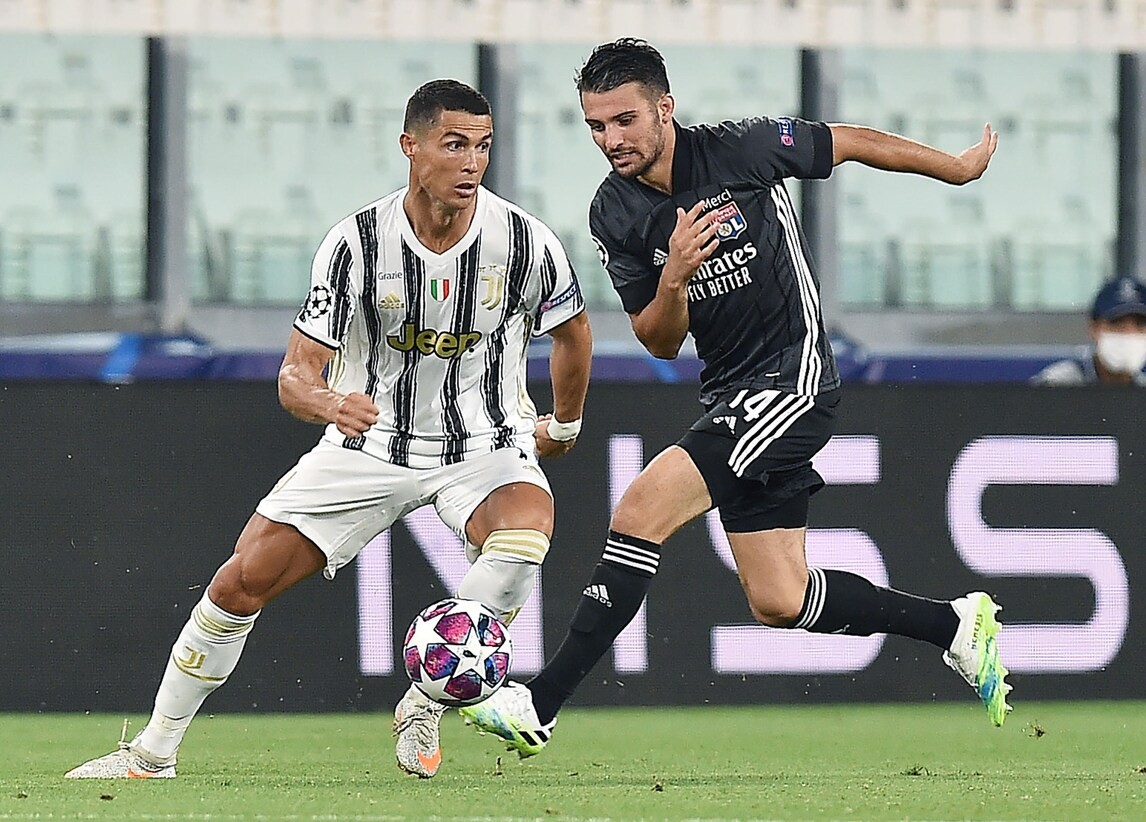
left=3, top=702, right=1145, bottom=820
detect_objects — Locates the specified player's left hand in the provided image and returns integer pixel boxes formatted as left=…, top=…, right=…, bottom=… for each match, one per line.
left=953, top=123, right=999, bottom=184
left=534, top=414, right=576, bottom=458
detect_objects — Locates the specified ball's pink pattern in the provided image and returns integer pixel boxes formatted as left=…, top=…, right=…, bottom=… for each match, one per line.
left=443, top=670, right=483, bottom=702
left=422, top=644, right=459, bottom=680
left=434, top=612, right=475, bottom=644
left=477, top=614, right=506, bottom=647
left=403, top=646, right=422, bottom=681
left=484, top=651, right=510, bottom=684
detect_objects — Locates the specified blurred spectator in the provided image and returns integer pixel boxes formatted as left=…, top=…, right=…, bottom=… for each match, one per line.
left=1031, top=276, right=1146, bottom=386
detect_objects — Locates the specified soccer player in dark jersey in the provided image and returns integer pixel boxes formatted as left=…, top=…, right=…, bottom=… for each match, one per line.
left=462, top=38, right=1010, bottom=755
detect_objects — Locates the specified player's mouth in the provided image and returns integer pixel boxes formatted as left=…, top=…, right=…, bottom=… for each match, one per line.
left=454, top=181, right=478, bottom=198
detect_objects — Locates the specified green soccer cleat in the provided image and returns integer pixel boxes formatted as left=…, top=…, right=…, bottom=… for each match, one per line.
left=943, top=591, right=1013, bottom=727
left=460, top=681, right=555, bottom=758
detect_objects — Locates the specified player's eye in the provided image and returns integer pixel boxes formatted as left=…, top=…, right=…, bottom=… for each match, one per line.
left=618, top=116, right=634, bottom=126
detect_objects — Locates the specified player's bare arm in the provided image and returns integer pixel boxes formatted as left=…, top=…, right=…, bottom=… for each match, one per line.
left=629, top=200, right=720, bottom=359
left=535, top=311, right=593, bottom=458
left=829, top=122, right=998, bottom=185
left=277, top=329, right=379, bottom=437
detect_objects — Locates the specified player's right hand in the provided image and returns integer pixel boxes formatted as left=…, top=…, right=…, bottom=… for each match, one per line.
left=333, top=391, right=380, bottom=437
left=665, top=200, right=720, bottom=284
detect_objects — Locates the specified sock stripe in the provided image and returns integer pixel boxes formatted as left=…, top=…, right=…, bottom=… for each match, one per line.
left=482, top=529, right=550, bottom=564
left=794, top=567, right=826, bottom=629
left=192, top=603, right=256, bottom=641
left=603, top=540, right=659, bottom=576
left=604, top=539, right=660, bottom=564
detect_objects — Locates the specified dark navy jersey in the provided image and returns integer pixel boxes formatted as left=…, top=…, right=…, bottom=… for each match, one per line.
left=589, top=117, right=840, bottom=406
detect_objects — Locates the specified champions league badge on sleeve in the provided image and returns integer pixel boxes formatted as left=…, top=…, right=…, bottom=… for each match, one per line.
left=300, top=284, right=333, bottom=320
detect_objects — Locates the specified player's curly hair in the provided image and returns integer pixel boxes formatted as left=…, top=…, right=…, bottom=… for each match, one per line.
left=404, top=79, right=491, bottom=133
left=576, top=38, right=670, bottom=97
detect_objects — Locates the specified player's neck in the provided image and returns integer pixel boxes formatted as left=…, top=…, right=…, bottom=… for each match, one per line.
left=403, top=188, right=477, bottom=254
left=636, top=124, right=676, bottom=195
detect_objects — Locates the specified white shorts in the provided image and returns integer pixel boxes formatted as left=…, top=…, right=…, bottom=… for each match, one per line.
left=255, top=440, right=552, bottom=579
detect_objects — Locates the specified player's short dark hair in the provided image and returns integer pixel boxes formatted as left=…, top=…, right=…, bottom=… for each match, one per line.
left=576, top=38, right=670, bottom=97
left=403, top=79, right=491, bottom=133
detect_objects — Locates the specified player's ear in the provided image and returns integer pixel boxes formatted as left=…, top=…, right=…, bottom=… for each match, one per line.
left=399, top=132, right=416, bottom=161
left=658, top=93, right=674, bottom=124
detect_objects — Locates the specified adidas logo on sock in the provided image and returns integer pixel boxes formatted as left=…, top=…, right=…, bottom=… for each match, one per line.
left=583, top=583, right=612, bottom=607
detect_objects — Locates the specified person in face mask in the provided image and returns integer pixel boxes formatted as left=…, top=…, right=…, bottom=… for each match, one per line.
left=1031, top=276, right=1146, bottom=386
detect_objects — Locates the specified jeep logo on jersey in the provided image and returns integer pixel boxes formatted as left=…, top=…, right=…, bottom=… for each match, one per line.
left=712, top=198, right=748, bottom=242
left=386, top=323, right=482, bottom=358
left=429, top=278, right=451, bottom=300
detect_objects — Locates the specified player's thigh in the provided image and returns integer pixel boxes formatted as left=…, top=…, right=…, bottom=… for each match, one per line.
left=726, top=525, right=809, bottom=625
left=254, top=439, right=426, bottom=581
left=431, top=448, right=554, bottom=555
left=610, top=445, right=712, bottom=543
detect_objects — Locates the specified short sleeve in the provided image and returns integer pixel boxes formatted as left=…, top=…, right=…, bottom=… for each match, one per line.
left=294, top=226, right=357, bottom=349
left=589, top=198, right=658, bottom=315
left=737, top=116, right=833, bottom=182
left=532, top=225, right=586, bottom=336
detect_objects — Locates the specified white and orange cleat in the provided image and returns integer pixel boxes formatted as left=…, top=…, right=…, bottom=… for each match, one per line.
left=394, top=686, right=447, bottom=778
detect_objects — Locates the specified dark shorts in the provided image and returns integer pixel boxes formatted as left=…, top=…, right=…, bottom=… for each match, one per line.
left=677, top=388, right=840, bottom=533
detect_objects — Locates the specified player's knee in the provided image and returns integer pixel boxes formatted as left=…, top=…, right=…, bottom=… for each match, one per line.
left=610, top=500, right=668, bottom=543
left=744, top=587, right=803, bottom=628
left=207, top=558, right=268, bottom=616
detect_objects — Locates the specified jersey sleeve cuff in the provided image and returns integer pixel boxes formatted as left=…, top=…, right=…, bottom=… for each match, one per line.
left=810, top=122, right=834, bottom=179
left=292, top=322, right=340, bottom=350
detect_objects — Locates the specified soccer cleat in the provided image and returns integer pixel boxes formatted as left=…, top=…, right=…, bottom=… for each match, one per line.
left=943, top=591, right=1013, bottom=727
left=64, top=737, right=176, bottom=779
left=393, top=688, right=447, bottom=778
left=459, top=681, right=555, bottom=758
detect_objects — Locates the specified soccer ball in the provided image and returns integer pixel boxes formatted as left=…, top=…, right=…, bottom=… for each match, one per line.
left=402, top=597, right=512, bottom=707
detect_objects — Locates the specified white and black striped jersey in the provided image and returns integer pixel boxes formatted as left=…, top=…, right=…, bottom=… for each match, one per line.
left=590, top=117, right=840, bottom=406
left=294, top=185, right=585, bottom=469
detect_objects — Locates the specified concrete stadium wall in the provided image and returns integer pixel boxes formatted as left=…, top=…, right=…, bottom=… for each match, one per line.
left=2, top=382, right=1144, bottom=712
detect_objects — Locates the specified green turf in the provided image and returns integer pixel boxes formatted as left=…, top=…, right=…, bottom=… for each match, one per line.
left=2, top=702, right=1145, bottom=820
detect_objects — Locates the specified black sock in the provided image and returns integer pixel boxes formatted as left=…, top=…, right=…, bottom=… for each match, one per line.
left=794, top=568, right=958, bottom=649
left=528, top=531, right=660, bottom=724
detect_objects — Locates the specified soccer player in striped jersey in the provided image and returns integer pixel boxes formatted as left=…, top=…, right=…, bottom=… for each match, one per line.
left=65, top=79, right=592, bottom=780
left=462, top=38, right=1010, bottom=756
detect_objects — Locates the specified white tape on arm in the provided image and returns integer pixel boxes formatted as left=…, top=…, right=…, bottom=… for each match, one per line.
left=546, top=417, right=582, bottom=442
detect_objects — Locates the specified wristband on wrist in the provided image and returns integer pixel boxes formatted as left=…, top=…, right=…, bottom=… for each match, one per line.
left=546, top=417, right=582, bottom=442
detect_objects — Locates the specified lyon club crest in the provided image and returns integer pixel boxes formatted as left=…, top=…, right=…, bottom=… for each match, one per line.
left=712, top=199, right=748, bottom=242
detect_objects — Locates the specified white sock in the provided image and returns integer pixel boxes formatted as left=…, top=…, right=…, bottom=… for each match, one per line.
left=456, top=529, right=548, bottom=623
left=134, top=592, right=258, bottom=762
